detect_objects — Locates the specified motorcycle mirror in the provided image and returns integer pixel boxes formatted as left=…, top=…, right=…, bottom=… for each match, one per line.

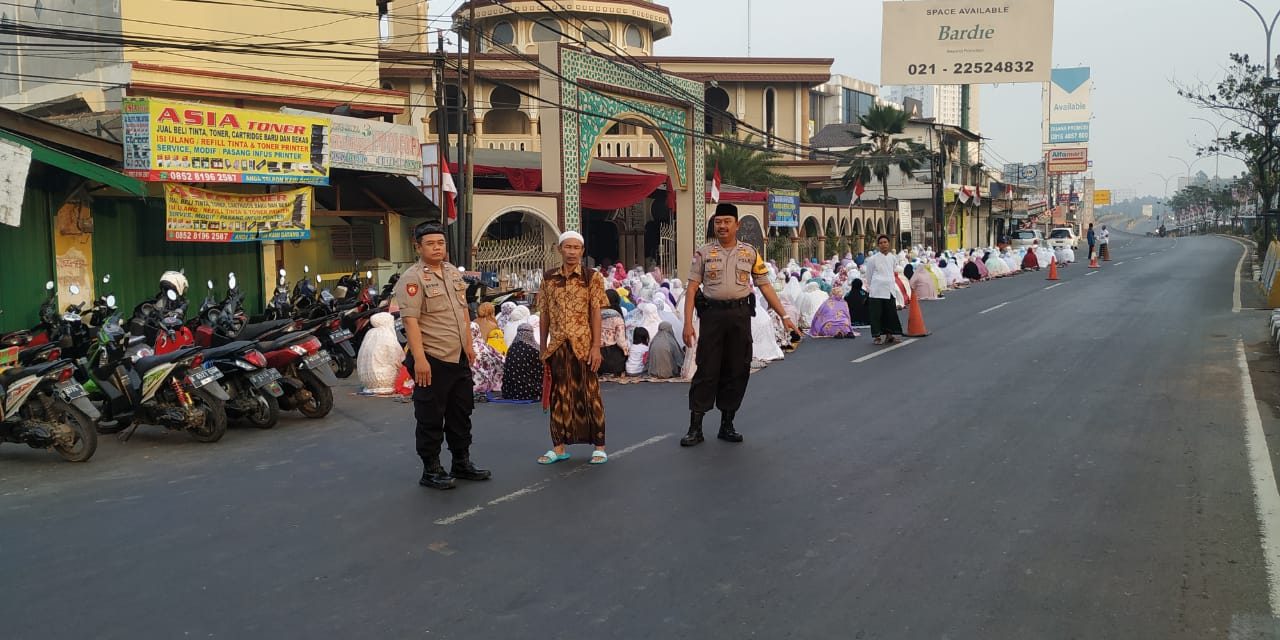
left=228, top=273, right=237, bottom=290
left=366, top=270, right=373, bottom=279
left=102, top=274, right=111, bottom=284
left=166, top=289, right=178, bottom=302
left=304, top=265, right=310, bottom=274
left=315, top=274, right=322, bottom=283
left=207, top=279, right=215, bottom=290
left=106, top=295, right=116, bottom=308
left=279, top=268, right=287, bottom=277
left=279, top=276, right=287, bottom=286
left=69, top=284, right=81, bottom=296
left=45, top=281, right=54, bottom=291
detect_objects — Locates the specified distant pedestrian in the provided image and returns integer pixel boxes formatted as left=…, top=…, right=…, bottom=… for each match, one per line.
left=537, top=231, right=610, bottom=466
left=1086, top=223, right=1096, bottom=258
left=864, top=234, right=904, bottom=345
left=625, top=327, right=650, bottom=376
left=1100, top=224, right=1111, bottom=260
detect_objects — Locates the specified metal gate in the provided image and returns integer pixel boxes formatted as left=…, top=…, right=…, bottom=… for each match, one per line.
left=472, top=229, right=557, bottom=280
left=658, top=222, right=676, bottom=277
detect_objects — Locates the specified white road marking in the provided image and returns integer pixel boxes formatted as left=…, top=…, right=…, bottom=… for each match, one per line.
left=1135, top=257, right=1144, bottom=260
left=1086, top=270, right=1099, bottom=276
left=1114, top=261, right=1125, bottom=266
left=434, top=434, right=674, bottom=526
left=1223, top=236, right=1249, bottom=313
left=978, top=302, right=1010, bottom=315
left=1043, top=283, right=1065, bottom=291
left=850, top=338, right=918, bottom=363
left=1236, top=340, right=1280, bottom=612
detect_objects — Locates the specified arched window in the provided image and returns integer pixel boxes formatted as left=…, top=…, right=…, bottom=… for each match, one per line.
left=764, top=87, right=777, bottom=149
left=489, top=85, right=520, bottom=111
left=532, top=18, right=561, bottom=42
left=492, top=21, right=515, bottom=46
left=624, top=24, right=643, bottom=48
left=704, top=86, right=734, bottom=135
left=582, top=19, right=610, bottom=43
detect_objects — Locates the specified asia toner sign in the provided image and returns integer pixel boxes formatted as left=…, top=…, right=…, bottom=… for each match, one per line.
left=163, top=184, right=312, bottom=242
left=124, top=97, right=330, bottom=185
left=881, top=0, right=1054, bottom=85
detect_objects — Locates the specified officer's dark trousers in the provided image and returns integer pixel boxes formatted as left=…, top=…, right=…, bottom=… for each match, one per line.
left=689, top=305, right=752, bottom=414
left=407, top=353, right=474, bottom=462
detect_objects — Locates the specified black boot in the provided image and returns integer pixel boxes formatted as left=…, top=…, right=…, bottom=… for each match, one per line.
left=717, top=411, right=744, bottom=443
left=680, top=412, right=705, bottom=447
left=451, top=455, right=492, bottom=481
left=419, top=458, right=456, bottom=490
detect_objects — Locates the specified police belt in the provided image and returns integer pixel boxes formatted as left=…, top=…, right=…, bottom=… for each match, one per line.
left=695, top=291, right=755, bottom=314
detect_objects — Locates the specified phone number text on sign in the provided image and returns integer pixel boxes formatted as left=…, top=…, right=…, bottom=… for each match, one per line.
left=906, top=61, right=1037, bottom=76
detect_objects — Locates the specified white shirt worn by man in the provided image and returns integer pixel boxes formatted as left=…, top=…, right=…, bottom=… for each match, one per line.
left=863, top=250, right=899, bottom=300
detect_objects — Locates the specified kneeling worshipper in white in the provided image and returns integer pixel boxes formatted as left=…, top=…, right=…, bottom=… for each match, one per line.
left=1036, top=244, right=1056, bottom=271
left=796, top=281, right=828, bottom=330
left=985, top=250, right=1010, bottom=277
left=1055, top=245, right=1075, bottom=264
left=503, top=304, right=531, bottom=349
left=751, top=290, right=786, bottom=362
left=907, top=264, right=940, bottom=301
left=1001, top=249, right=1019, bottom=273
left=356, top=311, right=403, bottom=395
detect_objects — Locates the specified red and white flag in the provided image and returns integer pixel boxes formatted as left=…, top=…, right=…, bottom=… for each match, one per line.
left=711, top=164, right=722, bottom=203
left=852, top=179, right=865, bottom=203
left=441, top=161, right=458, bottom=224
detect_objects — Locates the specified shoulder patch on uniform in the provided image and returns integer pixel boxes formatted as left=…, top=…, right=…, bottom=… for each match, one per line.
left=405, top=283, right=420, bottom=297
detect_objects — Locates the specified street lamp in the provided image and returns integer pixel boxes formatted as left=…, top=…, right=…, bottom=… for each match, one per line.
left=1152, top=172, right=1179, bottom=230
left=1189, top=116, right=1227, bottom=178
left=1168, top=155, right=1205, bottom=179
left=1235, top=0, right=1280, bottom=244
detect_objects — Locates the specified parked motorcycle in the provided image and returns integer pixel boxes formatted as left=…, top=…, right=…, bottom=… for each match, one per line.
left=192, top=274, right=285, bottom=429
left=0, top=357, right=99, bottom=462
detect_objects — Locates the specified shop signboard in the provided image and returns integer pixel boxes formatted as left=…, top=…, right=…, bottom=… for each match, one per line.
left=163, top=184, right=312, bottom=242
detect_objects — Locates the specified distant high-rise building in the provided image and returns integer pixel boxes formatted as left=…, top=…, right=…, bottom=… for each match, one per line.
left=885, top=84, right=978, bottom=129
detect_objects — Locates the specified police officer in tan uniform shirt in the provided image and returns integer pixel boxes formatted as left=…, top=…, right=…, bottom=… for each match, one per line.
left=681, top=203, right=798, bottom=446
left=395, top=222, right=491, bottom=490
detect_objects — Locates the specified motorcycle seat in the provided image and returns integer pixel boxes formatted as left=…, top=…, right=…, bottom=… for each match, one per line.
left=201, top=340, right=256, bottom=361
left=134, top=346, right=199, bottom=374
left=0, top=358, right=66, bottom=386
left=257, top=330, right=314, bottom=353
left=237, top=319, right=294, bottom=341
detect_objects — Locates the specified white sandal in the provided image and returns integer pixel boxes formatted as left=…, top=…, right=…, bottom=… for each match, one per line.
left=589, top=450, right=608, bottom=465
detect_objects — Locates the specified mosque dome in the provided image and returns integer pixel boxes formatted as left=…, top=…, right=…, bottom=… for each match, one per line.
left=453, top=0, right=672, bottom=57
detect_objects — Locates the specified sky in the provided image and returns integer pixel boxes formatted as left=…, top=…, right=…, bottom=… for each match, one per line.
left=648, top=0, right=1262, bottom=199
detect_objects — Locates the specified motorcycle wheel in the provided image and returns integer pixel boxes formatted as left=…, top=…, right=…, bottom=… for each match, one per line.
left=188, top=389, right=228, bottom=443
left=297, top=372, right=333, bottom=419
left=52, top=402, right=98, bottom=463
left=243, top=390, right=280, bottom=429
left=333, top=351, right=355, bottom=379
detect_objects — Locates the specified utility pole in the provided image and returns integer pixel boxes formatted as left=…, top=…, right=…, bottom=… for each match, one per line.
left=454, top=21, right=467, bottom=265
left=465, top=1, right=478, bottom=269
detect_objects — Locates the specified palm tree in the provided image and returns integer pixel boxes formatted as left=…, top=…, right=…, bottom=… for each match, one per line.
left=705, top=135, right=798, bottom=192
left=839, top=104, right=928, bottom=210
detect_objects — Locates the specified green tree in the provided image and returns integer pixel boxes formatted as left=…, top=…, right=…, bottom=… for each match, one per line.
left=838, top=104, right=928, bottom=208
left=705, top=135, right=799, bottom=192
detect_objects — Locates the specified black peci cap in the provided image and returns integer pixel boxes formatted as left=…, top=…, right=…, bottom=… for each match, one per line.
left=413, top=221, right=447, bottom=241
left=713, top=203, right=738, bottom=219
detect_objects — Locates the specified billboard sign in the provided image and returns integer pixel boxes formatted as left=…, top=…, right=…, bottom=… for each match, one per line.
left=1047, top=148, right=1088, bottom=174
left=766, top=189, right=800, bottom=228
left=163, top=184, right=312, bottom=242
left=1001, top=162, right=1042, bottom=183
left=881, top=0, right=1055, bottom=85
left=1044, top=67, right=1092, bottom=145
left=124, top=97, right=330, bottom=185
left=282, top=109, right=420, bottom=176
left=1142, top=204, right=1154, bottom=218
left=898, top=199, right=913, bottom=233
left=1093, top=189, right=1112, bottom=206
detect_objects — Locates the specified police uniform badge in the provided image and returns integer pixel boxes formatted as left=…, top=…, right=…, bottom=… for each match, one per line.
left=406, top=283, right=420, bottom=297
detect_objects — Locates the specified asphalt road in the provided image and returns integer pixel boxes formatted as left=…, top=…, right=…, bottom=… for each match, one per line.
left=3, top=232, right=1277, bottom=639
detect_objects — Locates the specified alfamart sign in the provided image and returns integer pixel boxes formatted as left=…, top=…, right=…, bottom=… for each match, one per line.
left=881, top=0, right=1055, bottom=85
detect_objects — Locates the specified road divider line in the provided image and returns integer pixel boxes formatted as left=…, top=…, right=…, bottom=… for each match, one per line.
left=434, top=434, right=673, bottom=526
left=1086, top=271, right=1099, bottom=276
left=1236, top=340, right=1280, bottom=612
left=1044, top=283, right=1065, bottom=291
left=1135, top=257, right=1144, bottom=260
left=978, top=302, right=1010, bottom=315
left=1114, top=261, right=1125, bottom=266
left=850, top=338, right=917, bottom=363
left=1224, top=236, right=1249, bottom=313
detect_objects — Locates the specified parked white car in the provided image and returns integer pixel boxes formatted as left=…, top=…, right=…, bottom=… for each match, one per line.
left=1010, top=229, right=1045, bottom=250
left=1047, top=227, right=1079, bottom=251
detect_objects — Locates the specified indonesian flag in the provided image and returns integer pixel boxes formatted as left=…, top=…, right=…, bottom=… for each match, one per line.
left=956, top=187, right=971, bottom=204
left=711, top=164, right=722, bottom=203
left=852, top=179, right=865, bottom=203
left=441, top=161, right=458, bottom=224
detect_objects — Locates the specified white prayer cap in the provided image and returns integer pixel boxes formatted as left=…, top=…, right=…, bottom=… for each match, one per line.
left=558, top=230, right=585, bottom=246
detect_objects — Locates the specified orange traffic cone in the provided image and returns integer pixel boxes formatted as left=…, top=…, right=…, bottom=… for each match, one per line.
left=1101, top=244, right=1111, bottom=261
left=1046, top=259, right=1060, bottom=281
left=1089, top=250, right=1100, bottom=268
left=905, top=295, right=929, bottom=337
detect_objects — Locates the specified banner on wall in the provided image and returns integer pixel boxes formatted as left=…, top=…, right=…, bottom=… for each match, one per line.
left=124, top=97, right=330, bottom=185
left=282, top=108, right=421, bottom=175
left=0, top=138, right=32, bottom=227
left=766, top=189, right=800, bottom=228
left=163, top=184, right=313, bottom=242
